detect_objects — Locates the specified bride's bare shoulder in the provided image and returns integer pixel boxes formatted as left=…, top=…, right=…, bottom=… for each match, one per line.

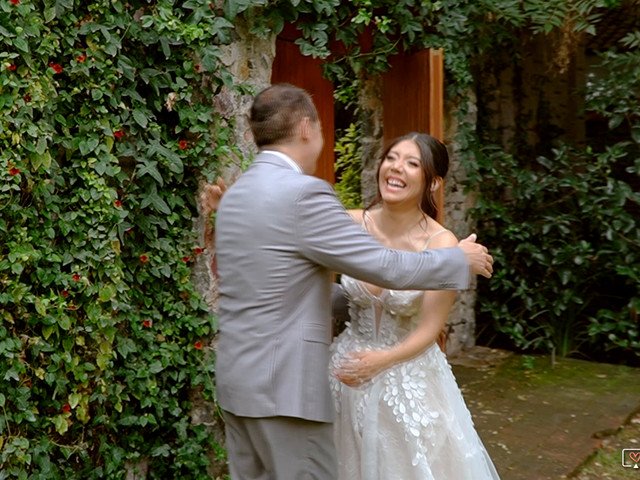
left=426, top=229, right=458, bottom=249
left=346, top=209, right=364, bottom=223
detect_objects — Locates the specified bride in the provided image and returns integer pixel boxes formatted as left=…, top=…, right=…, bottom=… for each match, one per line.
left=330, top=132, right=501, bottom=479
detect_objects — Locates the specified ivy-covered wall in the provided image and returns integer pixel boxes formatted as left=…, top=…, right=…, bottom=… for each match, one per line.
left=0, top=1, right=240, bottom=478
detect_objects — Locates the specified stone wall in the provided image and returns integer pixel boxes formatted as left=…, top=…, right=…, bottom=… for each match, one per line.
left=193, top=16, right=275, bottom=314
left=358, top=72, right=386, bottom=208
left=190, top=14, right=277, bottom=479
left=442, top=92, right=479, bottom=355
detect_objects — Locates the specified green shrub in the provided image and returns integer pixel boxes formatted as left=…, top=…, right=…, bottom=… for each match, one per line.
left=334, top=123, right=363, bottom=210
left=472, top=43, right=640, bottom=362
left=1, top=0, right=633, bottom=476
left=473, top=142, right=640, bottom=360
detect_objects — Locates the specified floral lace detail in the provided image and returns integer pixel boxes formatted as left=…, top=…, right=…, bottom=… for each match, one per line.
left=330, top=275, right=501, bottom=479
left=382, top=357, right=440, bottom=466
left=341, top=275, right=422, bottom=343
left=332, top=276, right=442, bottom=466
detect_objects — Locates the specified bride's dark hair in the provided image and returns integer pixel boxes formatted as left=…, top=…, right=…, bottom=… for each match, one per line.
left=367, top=132, right=449, bottom=219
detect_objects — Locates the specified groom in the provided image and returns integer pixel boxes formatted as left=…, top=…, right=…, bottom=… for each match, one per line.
left=214, top=83, right=494, bottom=479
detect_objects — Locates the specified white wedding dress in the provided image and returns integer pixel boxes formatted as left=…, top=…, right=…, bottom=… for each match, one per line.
left=329, top=271, right=501, bottom=479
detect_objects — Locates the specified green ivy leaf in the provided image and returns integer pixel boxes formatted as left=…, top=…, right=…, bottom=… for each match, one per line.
left=42, top=325, right=57, bottom=340
left=34, top=297, right=47, bottom=316
left=149, top=360, right=164, bottom=374
left=12, top=36, right=29, bottom=53
left=224, top=0, right=254, bottom=21
left=148, top=141, right=184, bottom=174
left=137, top=160, right=164, bottom=185
left=96, top=353, right=111, bottom=370
left=98, top=284, right=116, bottom=302
left=69, top=393, right=82, bottom=409
left=4, top=368, right=19, bottom=382
left=140, top=184, right=171, bottom=215
left=116, top=337, right=137, bottom=359
left=58, top=315, right=72, bottom=331
left=44, top=6, right=56, bottom=22
left=52, top=415, right=69, bottom=435
left=132, top=109, right=149, bottom=128
left=160, top=36, right=171, bottom=58
left=151, top=444, right=171, bottom=457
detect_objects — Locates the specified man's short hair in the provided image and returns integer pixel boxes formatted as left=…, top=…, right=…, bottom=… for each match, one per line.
left=249, top=83, right=319, bottom=148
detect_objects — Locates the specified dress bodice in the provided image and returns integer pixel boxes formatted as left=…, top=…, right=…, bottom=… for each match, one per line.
left=330, top=228, right=501, bottom=480
left=340, top=274, right=424, bottom=345
left=338, top=226, right=449, bottom=346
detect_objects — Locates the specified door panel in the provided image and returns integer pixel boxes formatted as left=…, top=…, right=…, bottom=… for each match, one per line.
left=272, top=31, right=335, bottom=184
left=382, top=49, right=445, bottom=223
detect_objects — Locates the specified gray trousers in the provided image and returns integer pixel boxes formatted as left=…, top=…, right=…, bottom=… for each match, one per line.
left=223, top=410, right=337, bottom=480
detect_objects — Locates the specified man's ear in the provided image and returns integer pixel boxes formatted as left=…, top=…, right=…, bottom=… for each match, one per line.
left=299, top=116, right=312, bottom=141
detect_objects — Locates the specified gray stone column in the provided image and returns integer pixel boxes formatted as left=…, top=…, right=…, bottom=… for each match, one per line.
left=193, top=15, right=276, bottom=308
left=358, top=72, right=385, bottom=206
left=190, top=13, right=277, bottom=479
left=442, top=91, right=479, bottom=356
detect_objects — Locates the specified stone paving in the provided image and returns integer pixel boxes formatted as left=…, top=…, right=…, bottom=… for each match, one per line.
left=449, top=347, right=640, bottom=480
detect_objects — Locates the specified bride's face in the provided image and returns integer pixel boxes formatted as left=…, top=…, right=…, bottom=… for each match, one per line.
left=378, top=139, right=426, bottom=207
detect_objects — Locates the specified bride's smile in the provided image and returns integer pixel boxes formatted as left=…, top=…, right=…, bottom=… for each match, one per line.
left=379, top=139, right=426, bottom=205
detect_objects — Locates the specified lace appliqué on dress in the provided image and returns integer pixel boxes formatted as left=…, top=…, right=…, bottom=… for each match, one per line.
left=330, top=274, right=501, bottom=480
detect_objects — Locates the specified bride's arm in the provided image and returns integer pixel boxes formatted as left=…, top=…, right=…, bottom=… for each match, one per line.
left=335, top=230, right=457, bottom=387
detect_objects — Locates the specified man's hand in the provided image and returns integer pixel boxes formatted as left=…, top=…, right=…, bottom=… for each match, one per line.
left=200, top=177, right=227, bottom=218
left=458, top=234, right=494, bottom=278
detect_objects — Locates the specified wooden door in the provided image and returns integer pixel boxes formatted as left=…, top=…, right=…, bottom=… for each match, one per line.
left=382, top=49, right=445, bottom=223
left=381, top=48, right=447, bottom=351
left=271, top=27, right=335, bottom=184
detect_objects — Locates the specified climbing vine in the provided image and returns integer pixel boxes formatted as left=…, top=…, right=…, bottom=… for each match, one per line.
left=0, top=0, right=237, bottom=478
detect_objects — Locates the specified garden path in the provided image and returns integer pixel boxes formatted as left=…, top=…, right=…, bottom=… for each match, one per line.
left=451, top=346, right=640, bottom=480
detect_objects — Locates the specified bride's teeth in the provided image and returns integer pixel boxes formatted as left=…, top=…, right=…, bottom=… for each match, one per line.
left=387, top=179, right=405, bottom=188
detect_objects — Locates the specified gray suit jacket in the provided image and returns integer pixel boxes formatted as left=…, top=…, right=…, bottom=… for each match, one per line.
left=215, top=152, right=469, bottom=423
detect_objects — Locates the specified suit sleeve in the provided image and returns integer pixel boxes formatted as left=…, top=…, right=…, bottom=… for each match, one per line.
left=295, top=179, right=470, bottom=290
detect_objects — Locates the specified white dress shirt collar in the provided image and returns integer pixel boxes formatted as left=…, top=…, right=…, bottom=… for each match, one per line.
left=261, top=150, right=303, bottom=174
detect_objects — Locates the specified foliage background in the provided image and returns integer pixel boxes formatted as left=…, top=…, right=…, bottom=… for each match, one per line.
left=0, top=0, right=236, bottom=477
left=286, top=0, right=639, bottom=362
left=472, top=28, right=640, bottom=364
left=1, top=0, right=639, bottom=477
left=334, top=123, right=363, bottom=209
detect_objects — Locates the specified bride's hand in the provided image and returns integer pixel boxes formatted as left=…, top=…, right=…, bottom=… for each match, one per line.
left=200, top=177, right=228, bottom=251
left=200, top=177, right=227, bottom=217
left=334, top=350, right=390, bottom=387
